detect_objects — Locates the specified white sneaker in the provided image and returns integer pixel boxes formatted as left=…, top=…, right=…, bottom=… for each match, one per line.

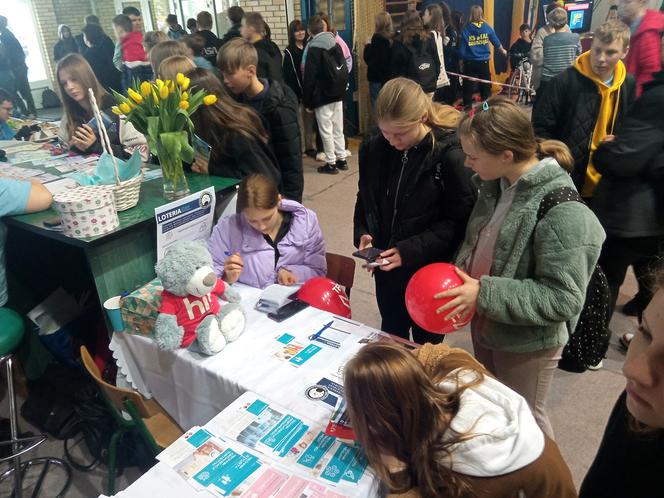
left=587, top=360, right=603, bottom=371
left=315, top=152, right=326, bottom=162
left=345, top=149, right=352, bottom=157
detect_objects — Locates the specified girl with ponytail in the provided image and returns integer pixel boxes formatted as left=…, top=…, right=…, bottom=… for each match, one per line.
left=434, top=96, right=605, bottom=438
left=353, top=77, right=476, bottom=344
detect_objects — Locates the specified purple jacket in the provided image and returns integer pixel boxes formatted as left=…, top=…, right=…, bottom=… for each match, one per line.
left=208, top=199, right=327, bottom=289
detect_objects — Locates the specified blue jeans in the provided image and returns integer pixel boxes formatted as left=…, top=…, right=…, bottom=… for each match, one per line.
left=369, top=81, right=383, bottom=107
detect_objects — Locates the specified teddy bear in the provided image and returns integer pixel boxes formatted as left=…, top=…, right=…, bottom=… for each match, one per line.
left=154, top=240, right=246, bottom=355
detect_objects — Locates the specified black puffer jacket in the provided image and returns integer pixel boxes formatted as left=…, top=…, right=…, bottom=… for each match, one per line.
left=255, top=38, right=284, bottom=83
left=532, top=66, right=636, bottom=191
left=354, top=128, right=476, bottom=268
left=220, top=23, right=241, bottom=46
left=592, top=71, right=664, bottom=237
left=239, top=80, right=303, bottom=202
left=207, top=131, right=281, bottom=188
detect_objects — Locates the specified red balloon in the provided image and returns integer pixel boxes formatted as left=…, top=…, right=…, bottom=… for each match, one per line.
left=405, top=263, right=474, bottom=334
left=297, top=277, right=352, bottom=318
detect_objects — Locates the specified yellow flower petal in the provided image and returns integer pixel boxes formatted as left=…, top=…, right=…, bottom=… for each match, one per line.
left=140, top=81, right=152, bottom=98
left=159, top=85, right=169, bottom=100
left=111, top=106, right=122, bottom=115
left=152, top=90, right=159, bottom=104
left=176, top=72, right=185, bottom=86
left=167, top=80, right=175, bottom=92
left=181, top=77, right=190, bottom=91
left=156, top=79, right=164, bottom=89
left=181, top=91, right=189, bottom=100
left=119, top=102, right=131, bottom=114
left=128, top=88, right=143, bottom=104
left=179, top=100, right=190, bottom=110
left=202, top=94, right=218, bottom=106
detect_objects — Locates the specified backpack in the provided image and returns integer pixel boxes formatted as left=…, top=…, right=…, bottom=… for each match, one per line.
left=536, top=187, right=611, bottom=373
left=320, top=44, right=348, bottom=101
left=42, top=88, right=61, bottom=108
left=406, top=43, right=438, bottom=93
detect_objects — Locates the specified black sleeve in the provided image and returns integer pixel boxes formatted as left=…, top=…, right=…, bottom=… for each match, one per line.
left=363, top=42, right=374, bottom=66
left=268, top=88, right=303, bottom=202
left=302, top=49, right=318, bottom=108
left=594, top=92, right=664, bottom=178
left=353, top=137, right=373, bottom=248
left=395, top=145, right=477, bottom=265
left=532, top=72, right=566, bottom=139
left=428, top=35, right=441, bottom=82
left=281, top=50, right=301, bottom=99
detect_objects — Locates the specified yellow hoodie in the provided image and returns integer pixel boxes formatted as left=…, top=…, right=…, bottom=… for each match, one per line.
left=573, top=52, right=626, bottom=197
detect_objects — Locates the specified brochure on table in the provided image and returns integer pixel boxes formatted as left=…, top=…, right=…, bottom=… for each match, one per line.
left=158, top=391, right=375, bottom=497
left=155, top=187, right=216, bottom=260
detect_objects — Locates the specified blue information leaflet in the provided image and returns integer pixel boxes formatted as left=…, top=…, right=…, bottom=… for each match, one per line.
left=193, top=448, right=241, bottom=487
left=289, top=344, right=322, bottom=366
left=246, top=399, right=268, bottom=416
left=320, top=444, right=358, bottom=484
left=343, top=450, right=369, bottom=484
left=297, top=432, right=336, bottom=469
left=214, top=452, right=262, bottom=495
left=276, top=333, right=295, bottom=344
left=260, top=414, right=303, bottom=449
left=275, top=423, right=309, bottom=458
left=186, top=428, right=213, bottom=447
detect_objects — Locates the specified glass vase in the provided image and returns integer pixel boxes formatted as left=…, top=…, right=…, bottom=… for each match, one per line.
left=156, top=140, right=189, bottom=200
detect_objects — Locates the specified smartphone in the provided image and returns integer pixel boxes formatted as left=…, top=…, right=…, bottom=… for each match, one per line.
left=86, top=112, right=113, bottom=133
left=352, top=247, right=384, bottom=262
left=193, top=134, right=212, bottom=161
left=268, top=299, right=309, bottom=322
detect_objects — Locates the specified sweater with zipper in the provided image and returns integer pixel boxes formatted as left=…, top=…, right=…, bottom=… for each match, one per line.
left=454, top=158, right=605, bottom=353
left=354, top=128, right=475, bottom=268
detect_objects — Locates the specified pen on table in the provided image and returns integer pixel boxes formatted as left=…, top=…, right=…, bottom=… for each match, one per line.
left=309, top=320, right=333, bottom=341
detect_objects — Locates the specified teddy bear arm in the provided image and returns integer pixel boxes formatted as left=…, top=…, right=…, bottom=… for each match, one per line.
left=220, top=283, right=241, bottom=303
left=155, top=313, right=185, bottom=351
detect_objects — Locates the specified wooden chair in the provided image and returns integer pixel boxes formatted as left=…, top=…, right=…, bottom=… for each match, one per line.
left=325, top=252, right=356, bottom=297
left=79, top=346, right=183, bottom=494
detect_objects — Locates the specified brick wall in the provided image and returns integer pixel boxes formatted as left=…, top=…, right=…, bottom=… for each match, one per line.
left=294, top=0, right=302, bottom=21
left=150, top=0, right=172, bottom=31
left=239, top=0, right=289, bottom=49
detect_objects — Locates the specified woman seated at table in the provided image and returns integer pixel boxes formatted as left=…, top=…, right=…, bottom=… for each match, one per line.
left=344, top=342, right=577, bottom=498
left=208, top=173, right=326, bottom=288
left=186, top=68, right=281, bottom=186
left=56, top=53, right=148, bottom=160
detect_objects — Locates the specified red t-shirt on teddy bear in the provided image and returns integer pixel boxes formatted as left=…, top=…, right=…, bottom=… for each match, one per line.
left=159, top=279, right=225, bottom=347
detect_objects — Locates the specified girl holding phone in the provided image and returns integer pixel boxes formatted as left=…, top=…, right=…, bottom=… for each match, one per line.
left=56, top=54, right=147, bottom=160
left=353, top=77, right=475, bottom=344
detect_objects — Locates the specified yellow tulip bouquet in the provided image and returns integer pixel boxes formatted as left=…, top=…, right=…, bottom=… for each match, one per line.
left=112, top=73, right=218, bottom=200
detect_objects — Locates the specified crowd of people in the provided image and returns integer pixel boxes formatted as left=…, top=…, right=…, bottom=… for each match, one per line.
left=1, top=1, right=664, bottom=497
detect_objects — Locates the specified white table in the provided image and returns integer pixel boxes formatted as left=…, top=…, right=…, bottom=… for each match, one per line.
left=110, top=284, right=391, bottom=431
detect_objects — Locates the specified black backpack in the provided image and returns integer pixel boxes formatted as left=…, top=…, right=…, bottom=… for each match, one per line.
left=406, top=43, right=437, bottom=93
left=42, top=88, right=61, bottom=108
left=536, top=187, right=611, bottom=373
left=320, top=44, right=348, bottom=101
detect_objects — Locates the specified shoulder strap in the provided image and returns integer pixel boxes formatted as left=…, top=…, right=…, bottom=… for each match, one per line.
left=536, top=186, right=583, bottom=221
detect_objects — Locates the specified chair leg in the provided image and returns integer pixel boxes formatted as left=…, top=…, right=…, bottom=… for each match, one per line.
left=6, top=356, right=23, bottom=498
left=107, top=430, right=124, bottom=495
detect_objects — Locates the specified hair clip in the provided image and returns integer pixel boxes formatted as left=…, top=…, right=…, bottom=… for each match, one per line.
left=482, top=101, right=490, bottom=112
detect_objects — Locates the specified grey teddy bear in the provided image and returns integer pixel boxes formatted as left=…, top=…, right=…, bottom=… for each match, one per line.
left=154, top=240, right=246, bottom=355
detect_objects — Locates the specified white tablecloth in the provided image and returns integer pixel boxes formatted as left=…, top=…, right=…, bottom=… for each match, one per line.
left=110, top=284, right=384, bottom=431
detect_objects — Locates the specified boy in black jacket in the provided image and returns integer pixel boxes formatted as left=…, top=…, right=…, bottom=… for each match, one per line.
left=218, top=38, right=304, bottom=202
left=196, top=11, right=222, bottom=65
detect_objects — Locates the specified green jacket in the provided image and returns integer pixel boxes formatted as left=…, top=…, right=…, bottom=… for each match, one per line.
left=455, top=158, right=606, bottom=353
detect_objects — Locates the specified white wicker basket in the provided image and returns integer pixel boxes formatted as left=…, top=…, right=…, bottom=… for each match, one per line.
left=88, top=89, right=142, bottom=211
